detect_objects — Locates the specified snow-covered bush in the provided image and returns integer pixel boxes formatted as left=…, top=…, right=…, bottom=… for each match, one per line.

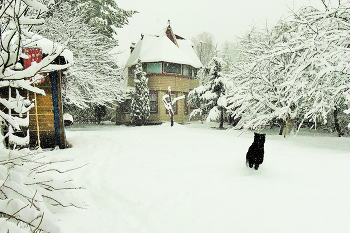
left=131, top=59, right=150, bottom=126
left=0, top=149, right=84, bottom=232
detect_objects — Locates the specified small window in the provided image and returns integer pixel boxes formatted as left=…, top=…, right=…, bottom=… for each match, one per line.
left=147, top=62, right=162, bottom=73
left=149, top=91, right=158, bottom=113
left=164, top=62, right=182, bottom=75
left=183, top=65, right=191, bottom=77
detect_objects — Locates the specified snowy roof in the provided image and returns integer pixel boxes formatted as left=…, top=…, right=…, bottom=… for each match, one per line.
left=125, top=27, right=202, bottom=68
left=23, top=34, right=74, bottom=72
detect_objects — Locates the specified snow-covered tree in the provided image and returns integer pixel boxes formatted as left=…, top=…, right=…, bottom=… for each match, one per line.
left=189, top=57, right=229, bottom=129
left=284, top=4, right=350, bottom=136
left=35, top=3, right=124, bottom=109
left=227, top=24, right=295, bottom=132
left=131, top=60, right=150, bottom=126
left=228, top=3, right=350, bottom=136
left=61, top=0, right=137, bottom=39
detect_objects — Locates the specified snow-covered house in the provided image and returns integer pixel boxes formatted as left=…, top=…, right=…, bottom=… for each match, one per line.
left=117, top=25, right=202, bottom=124
left=0, top=36, right=73, bottom=149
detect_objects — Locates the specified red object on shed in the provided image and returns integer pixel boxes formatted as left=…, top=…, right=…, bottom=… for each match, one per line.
left=23, top=48, right=44, bottom=83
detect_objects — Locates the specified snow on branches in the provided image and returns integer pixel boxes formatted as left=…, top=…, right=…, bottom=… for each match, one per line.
left=0, top=149, right=85, bottom=233
left=228, top=3, right=350, bottom=135
left=35, top=3, right=124, bottom=108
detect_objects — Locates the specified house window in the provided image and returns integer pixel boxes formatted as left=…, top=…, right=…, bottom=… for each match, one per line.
left=149, top=91, right=158, bottom=113
left=164, top=62, right=182, bottom=75
left=147, top=62, right=162, bottom=73
left=120, top=99, right=131, bottom=113
left=165, top=92, right=178, bottom=115
left=183, top=65, right=191, bottom=77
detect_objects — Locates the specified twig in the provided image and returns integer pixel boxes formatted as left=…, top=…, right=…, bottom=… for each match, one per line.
left=30, top=190, right=37, bottom=208
left=0, top=211, right=37, bottom=229
left=30, top=159, right=74, bottom=171
left=33, top=212, right=44, bottom=233
left=35, top=163, right=88, bottom=174
left=6, top=204, right=29, bottom=221
left=42, top=195, right=86, bottom=209
left=0, top=174, right=10, bottom=189
left=3, top=185, right=41, bottom=210
left=25, top=181, right=84, bottom=191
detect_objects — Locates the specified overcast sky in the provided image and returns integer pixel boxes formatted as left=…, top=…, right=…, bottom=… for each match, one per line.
left=114, top=0, right=331, bottom=66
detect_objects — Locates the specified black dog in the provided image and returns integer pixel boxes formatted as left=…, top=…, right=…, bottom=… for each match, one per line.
left=246, top=133, right=265, bottom=170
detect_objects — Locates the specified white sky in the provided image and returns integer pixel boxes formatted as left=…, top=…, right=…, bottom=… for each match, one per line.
left=114, top=0, right=331, bottom=66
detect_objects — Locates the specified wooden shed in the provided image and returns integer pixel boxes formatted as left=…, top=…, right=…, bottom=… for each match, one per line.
left=23, top=40, right=73, bottom=149
left=0, top=37, right=74, bottom=149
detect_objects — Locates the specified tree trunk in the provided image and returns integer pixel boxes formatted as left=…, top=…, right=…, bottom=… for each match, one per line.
left=334, top=106, right=343, bottom=137
left=171, top=113, right=174, bottom=127
left=0, top=125, right=5, bottom=149
left=278, top=119, right=285, bottom=135
left=219, top=108, right=224, bottom=129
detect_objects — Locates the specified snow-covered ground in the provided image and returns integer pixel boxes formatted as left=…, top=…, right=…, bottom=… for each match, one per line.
left=53, top=122, right=350, bottom=232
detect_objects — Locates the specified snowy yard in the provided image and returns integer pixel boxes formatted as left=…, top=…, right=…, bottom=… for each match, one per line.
left=53, top=122, right=350, bottom=233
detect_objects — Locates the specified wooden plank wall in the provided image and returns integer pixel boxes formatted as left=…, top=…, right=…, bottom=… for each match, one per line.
left=148, top=75, right=190, bottom=92
left=29, top=73, right=56, bottom=148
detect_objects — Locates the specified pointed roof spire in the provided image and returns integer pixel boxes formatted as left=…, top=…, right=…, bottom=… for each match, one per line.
left=165, top=21, right=178, bottom=47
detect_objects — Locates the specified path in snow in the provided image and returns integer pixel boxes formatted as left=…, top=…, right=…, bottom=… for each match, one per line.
left=57, top=123, right=350, bottom=233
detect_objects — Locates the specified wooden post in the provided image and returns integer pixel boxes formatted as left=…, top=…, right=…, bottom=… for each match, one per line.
left=57, top=70, right=66, bottom=148
left=33, top=84, right=41, bottom=148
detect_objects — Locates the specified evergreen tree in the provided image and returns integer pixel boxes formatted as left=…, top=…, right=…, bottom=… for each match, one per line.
left=61, top=0, right=137, bottom=39
left=131, top=60, right=150, bottom=126
left=189, top=57, right=229, bottom=129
